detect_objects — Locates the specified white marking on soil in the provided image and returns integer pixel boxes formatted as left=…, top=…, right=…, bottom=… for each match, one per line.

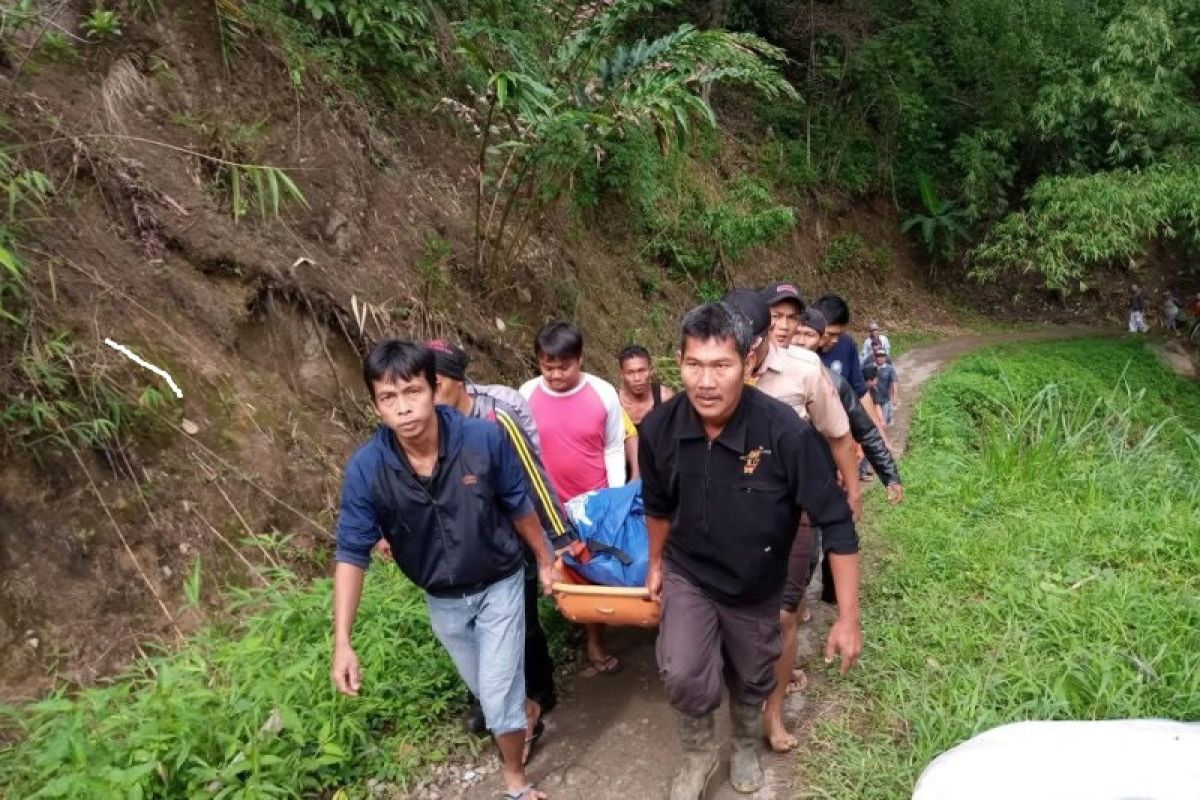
left=104, top=338, right=183, bottom=398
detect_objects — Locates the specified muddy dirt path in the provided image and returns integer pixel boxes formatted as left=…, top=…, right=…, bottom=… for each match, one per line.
left=434, top=328, right=1105, bottom=800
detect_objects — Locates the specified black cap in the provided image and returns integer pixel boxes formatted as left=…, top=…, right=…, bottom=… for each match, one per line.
left=720, top=288, right=771, bottom=337
left=761, top=281, right=803, bottom=309
left=425, top=339, right=468, bottom=381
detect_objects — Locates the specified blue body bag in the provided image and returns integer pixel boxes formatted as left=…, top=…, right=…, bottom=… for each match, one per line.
left=562, top=480, right=648, bottom=587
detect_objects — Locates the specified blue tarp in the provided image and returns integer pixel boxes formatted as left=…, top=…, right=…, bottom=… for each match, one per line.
left=562, top=481, right=648, bottom=587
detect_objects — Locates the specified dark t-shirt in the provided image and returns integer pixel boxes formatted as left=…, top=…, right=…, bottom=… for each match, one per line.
left=1131, top=292, right=1145, bottom=312
left=638, top=388, right=857, bottom=605
left=875, top=363, right=897, bottom=402
left=821, top=334, right=868, bottom=398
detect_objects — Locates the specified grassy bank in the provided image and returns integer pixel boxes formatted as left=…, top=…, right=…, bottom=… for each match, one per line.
left=805, top=338, right=1200, bottom=798
left=0, top=564, right=570, bottom=798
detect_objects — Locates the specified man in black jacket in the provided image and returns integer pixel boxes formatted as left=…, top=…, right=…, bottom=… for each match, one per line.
left=640, top=302, right=863, bottom=800
left=332, top=340, right=554, bottom=800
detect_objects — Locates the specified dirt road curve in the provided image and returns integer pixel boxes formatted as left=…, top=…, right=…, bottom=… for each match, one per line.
left=441, top=328, right=1108, bottom=800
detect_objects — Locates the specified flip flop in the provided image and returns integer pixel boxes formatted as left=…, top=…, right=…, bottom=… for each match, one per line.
left=522, top=717, right=545, bottom=766
left=587, top=654, right=622, bottom=675
left=502, top=785, right=546, bottom=800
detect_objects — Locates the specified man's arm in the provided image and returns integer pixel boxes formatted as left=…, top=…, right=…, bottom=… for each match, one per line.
left=331, top=455, right=382, bottom=695
left=511, top=510, right=556, bottom=594
left=806, top=365, right=861, bottom=520
left=599, top=379, right=628, bottom=488
left=789, top=425, right=863, bottom=675
left=646, top=516, right=670, bottom=602
left=332, top=563, right=365, bottom=695
left=492, top=408, right=576, bottom=550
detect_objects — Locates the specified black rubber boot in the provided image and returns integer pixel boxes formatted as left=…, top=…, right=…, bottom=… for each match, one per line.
left=668, top=711, right=718, bottom=800
left=729, top=700, right=764, bottom=793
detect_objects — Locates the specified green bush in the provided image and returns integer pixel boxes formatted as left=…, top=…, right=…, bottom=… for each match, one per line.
left=0, top=566, right=470, bottom=797
left=806, top=338, right=1200, bottom=799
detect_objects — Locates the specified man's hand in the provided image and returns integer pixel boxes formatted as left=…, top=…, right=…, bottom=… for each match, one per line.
left=538, top=559, right=557, bottom=596
left=332, top=645, right=361, bottom=696
left=823, top=616, right=863, bottom=676
left=886, top=483, right=905, bottom=504
left=646, top=559, right=664, bottom=603
left=372, top=539, right=392, bottom=561
left=847, top=488, right=864, bottom=522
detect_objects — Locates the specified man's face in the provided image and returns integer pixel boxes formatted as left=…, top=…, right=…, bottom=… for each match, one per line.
left=679, top=336, right=745, bottom=427
left=620, top=356, right=652, bottom=395
left=372, top=374, right=436, bottom=443
left=874, top=353, right=887, bottom=370
left=819, top=323, right=844, bottom=353
left=433, top=375, right=467, bottom=408
left=768, top=300, right=801, bottom=347
left=538, top=354, right=583, bottom=393
left=794, top=325, right=822, bottom=352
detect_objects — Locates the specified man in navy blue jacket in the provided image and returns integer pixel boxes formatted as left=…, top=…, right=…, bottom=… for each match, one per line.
left=332, top=340, right=553, bottom=800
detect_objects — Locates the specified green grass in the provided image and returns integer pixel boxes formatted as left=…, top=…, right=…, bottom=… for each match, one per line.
left=804, top=338, right=1200, bottom=799
left=887, top=329, right=946, bottom=357
left=0, top=564, right=573, bottom=798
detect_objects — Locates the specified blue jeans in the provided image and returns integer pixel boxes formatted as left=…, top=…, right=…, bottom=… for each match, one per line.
left=880, top=400, right=893, bottom=425
left=426, top=569, right=526, bottom=735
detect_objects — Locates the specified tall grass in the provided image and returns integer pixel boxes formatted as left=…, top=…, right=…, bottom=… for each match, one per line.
left=803, top=338, right=1200, bottom=798
left=0, top=562, right=534, bottom=798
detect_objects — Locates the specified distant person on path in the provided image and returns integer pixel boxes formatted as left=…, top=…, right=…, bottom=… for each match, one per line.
left=332, top=340, right=555, bottom=800
left=425, top=339, right=572, bottom=750
left=859, top=320, right=892, bottom=364
left=617, top=344, right=675, bottom=428
left=520, top=321, right=625, bottom=675
left=640, top=302, right=862, bottom=800
left=1129, top=285, right=1148, bottom=333
left=872, top=349, right=899, bottom=425
left=1162, top=291, right=1181, bottom=334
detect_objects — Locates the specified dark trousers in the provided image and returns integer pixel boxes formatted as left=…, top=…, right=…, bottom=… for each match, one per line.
left=656, top=567, right=781, bottom=716
left=524, top=572, right=557, bottom=713
left=780, top=513, right=818, bottom=612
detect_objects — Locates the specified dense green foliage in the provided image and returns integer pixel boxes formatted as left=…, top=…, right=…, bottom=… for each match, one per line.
left=0, top=563, right=572, bottom=797
left=804, top=339, right=1200, bottom=798
left=730, top=0, right=1199, bottom=286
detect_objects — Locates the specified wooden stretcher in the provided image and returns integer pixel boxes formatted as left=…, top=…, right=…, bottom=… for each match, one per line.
left=550, top=559, right=660, bottom=628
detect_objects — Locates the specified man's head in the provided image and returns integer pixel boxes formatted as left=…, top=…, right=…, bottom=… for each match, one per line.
left=363, top=339, right=437, bottom=443
left=862, top=362, right=878, bottom=386
left=873, top=349, right=889, bottom=369
left=426, top=339, right=472, bottom=411
left=762, top=282, right=804, bottom=348
left=618, top=344, right=654, bottom=395
left=812, top=294, right=851, bottom=352
left=535, top=321, right=585, bottom=392
left=720, top=288, right=772, bottom=370
left=793, top=308, right=827, bottom=353
left=677, top=302, right=753, bottom=429
left=867, top=320, right=882, bottom=338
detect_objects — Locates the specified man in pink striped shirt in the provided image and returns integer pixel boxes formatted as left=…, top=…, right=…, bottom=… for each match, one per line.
left=521, top=321, right=626, bottom=674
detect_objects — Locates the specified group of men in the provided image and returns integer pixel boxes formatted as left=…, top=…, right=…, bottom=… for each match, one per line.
left=329, top=283, right=904, bottom=800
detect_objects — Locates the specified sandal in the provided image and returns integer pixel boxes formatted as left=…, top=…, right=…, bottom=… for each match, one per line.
left=522, top=717, right=545, bottom=765
left=502, top=785, right=546, bottom=800
left=587, top=654, right=622, bottom=675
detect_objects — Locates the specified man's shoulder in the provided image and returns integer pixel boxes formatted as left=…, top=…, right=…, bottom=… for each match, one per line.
left=518, top=377, right=541, bottom=398
left=582, top=372, right=620, bottom=401
left=745, top=385, right=810, bottom=430
left=640, top=391, right=687, bottom=438
left=344, top=431, right=387, bottom=481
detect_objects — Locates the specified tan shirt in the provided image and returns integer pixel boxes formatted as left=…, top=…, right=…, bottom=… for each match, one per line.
left=754, top=344, right=850, bottom=439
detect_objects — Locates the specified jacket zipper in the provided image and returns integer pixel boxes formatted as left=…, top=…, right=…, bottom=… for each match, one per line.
left=703, top=439, right=712, bottom=543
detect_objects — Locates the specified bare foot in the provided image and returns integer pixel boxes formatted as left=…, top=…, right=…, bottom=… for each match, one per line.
left=764, top=716, right=797, bottom=753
